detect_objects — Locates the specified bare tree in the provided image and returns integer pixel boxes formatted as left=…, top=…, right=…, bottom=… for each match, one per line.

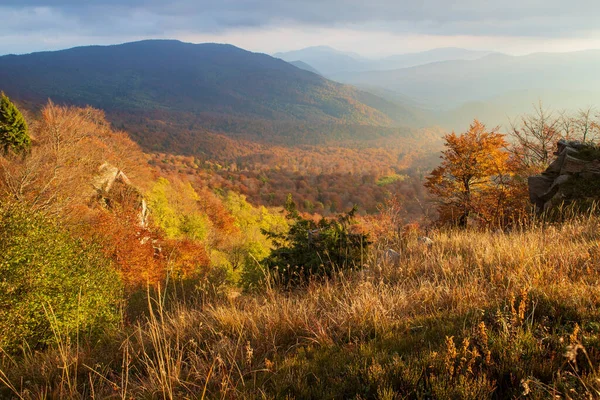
left=558, top=110, right=575, bottom=140
left=509, top=101, right=562, bottom=170
left=572, top=106, right=598, bottom=143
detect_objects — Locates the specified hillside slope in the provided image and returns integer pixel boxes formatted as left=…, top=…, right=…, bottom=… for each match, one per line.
left=289, top=60, right=321, bottom=75
left=0, top=40, right=417, bottom=128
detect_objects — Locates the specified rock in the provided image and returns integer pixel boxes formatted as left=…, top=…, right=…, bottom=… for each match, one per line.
left=561, top=155, right=588, bottom=174
left=554, top=139, right=584, bottom=155
left=528, top=175, right=554, bottom=208
left=528, top=140, right=600, bottom=212
left=580, top=171, right=600, bottom=181
left=92, top=162, right=148, bottom=227
left=544, top=155, right=565, bottom=177
left=92, top=162, right=131, bottom=193
left=550, top=174, right=572, bottom=188
left=383, top=249, right=400, bottom=265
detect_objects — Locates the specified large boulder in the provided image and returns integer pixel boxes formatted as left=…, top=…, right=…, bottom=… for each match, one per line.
left=529, top=140, right=600, bottom=212
left=528, top=175, right=555, bottom=209
left=383, top=248, right=401, bottom=265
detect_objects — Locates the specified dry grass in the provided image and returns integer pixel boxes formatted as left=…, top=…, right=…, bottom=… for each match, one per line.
left=3, top=216, right=600, bottom=398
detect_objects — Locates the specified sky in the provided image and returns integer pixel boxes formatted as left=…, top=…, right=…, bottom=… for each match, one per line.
left=2, top=1, right=600, bottom=57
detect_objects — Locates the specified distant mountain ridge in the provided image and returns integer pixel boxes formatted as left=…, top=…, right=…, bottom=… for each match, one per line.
left=327, top=49, right=600, bottom=130
left=274, top=46, right=494, bottom=75
left=274, top=46, right=369, bottom=75
left=0, top=40, right=431, bottom=158
left=333, top=50, right=600, bottom=107
left=0, top=40, right=420, bottom=129
left=379, top=47, right=495, bottom=70
left=275, top=46, right=600, bottom=131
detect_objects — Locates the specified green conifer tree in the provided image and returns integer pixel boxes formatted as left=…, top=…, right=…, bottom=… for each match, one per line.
left=0, top=92, right=30, bottom=154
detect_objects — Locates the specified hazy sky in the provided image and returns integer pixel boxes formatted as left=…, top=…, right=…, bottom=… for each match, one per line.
left=2, top=0, right=600, bottom=56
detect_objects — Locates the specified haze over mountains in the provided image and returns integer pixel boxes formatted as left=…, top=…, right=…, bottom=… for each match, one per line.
left=274, top=46, right=493, bottom=76
left=277, top=46, right=600, bottom=130
left=332, top=51, right=600, bottom=107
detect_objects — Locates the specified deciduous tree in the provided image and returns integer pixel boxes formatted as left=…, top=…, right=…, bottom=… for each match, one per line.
left=425, top=120, right=513, bottom=227
left=510, top=102, right=561, bottom=170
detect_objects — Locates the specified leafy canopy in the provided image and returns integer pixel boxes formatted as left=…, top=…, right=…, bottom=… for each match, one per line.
left=425, top=120, right=517, bottom=227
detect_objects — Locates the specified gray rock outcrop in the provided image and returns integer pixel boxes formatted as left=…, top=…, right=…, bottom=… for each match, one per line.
left=528, top=140, right=599, bottom=212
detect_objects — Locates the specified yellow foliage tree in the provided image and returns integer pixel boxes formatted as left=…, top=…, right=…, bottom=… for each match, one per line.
left=224, top=191, right=288, bottom=286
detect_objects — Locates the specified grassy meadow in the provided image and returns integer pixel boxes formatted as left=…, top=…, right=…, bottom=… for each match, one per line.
left=3, top=214, right=600, bottom=399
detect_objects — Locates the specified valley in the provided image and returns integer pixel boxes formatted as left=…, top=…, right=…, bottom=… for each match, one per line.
left=0, top=40, right=446, bottom=216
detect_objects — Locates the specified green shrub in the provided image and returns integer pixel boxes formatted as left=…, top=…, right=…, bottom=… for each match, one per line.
left=263, top=195, right=369, bottom=286
left=0, top=204, right=122, bottom=353
left=224, top=191, right=288, bottom=290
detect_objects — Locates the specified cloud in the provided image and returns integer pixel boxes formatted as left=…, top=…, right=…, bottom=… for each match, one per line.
left=2, top=1, right=600, bottom=55
left=5, top=0, right=600, bottom=36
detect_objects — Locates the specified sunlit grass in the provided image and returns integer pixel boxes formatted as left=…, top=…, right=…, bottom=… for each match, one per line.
left=3, top=215, right=600, bottom=398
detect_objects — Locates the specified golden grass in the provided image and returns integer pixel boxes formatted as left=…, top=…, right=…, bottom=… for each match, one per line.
left=3, top=216, right=600, bottom=398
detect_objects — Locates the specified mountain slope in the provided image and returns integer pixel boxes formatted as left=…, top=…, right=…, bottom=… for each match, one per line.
left=0, top=40, right=416, bottom=128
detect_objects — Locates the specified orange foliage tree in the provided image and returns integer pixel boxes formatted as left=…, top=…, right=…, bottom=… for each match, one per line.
left=81, top=173, right=211, bottom=289
left=0, top=101, right=151, bottom=215
left=425, top=120, right=522, bottom=228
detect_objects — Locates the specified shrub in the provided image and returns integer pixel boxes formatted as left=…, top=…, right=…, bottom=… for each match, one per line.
left=0, top=204, right=122, bottom=353
left=224, top=191, right=288, bottom=289
left=263, top=195, right=369, bottom=286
